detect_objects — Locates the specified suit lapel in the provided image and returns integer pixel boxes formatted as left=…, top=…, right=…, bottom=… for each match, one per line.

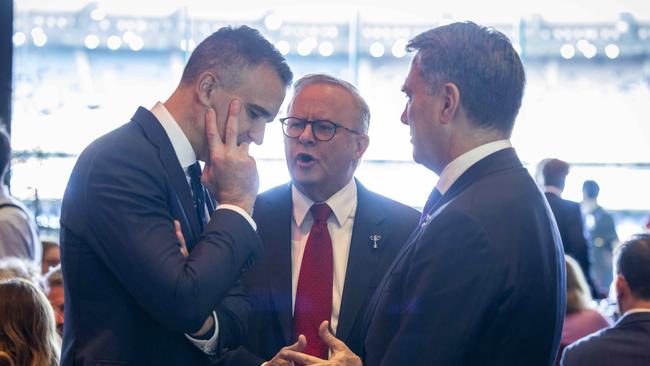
left=257, top=184, right=294, bottom=344
left=336, top=181, right=385, bottom=342
left=131, top=107, right=202, bottom=247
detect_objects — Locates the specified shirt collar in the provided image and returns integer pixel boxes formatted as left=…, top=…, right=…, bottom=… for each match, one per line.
left=436, top=140, right=512, bottom=195
left=544, top=185, right=563, bottom=197
left=150, top=101, right=197, bottom=169
left=291, top=179, right=357, bottom=228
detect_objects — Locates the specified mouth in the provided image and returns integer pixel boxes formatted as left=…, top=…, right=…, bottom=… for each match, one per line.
left=295, top=153, right=316, bottom=167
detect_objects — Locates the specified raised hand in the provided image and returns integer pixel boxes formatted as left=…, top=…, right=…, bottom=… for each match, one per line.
left=201, top=100, right=259, bottom=214
left=281, top=321, right=363, bottom=366
left=265, top=335, right=307, bottom=366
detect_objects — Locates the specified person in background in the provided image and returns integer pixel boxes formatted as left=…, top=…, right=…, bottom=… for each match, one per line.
left=561, top=233, right=650, bottom=365
left=581, top=180, right=618, bottom=295
left=45, top=265, right=65, bottom=336
left=557, top=255, right=610, bottom=364
left=41, top=240, right=61, bottom=275
left=0, top=126, right=41, bottom=263
left=0, top=256, right=41, bottom=283
left=0, top=278, right=60, bottom=366
left=541, top=158, right=598, bottom=297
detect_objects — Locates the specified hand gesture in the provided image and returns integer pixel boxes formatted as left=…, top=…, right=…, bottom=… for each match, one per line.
left=265, top=335, right=307, bottom=366
left=281, top=321, right=362, bottom=366
left=202, top=100, right=259, bottom=214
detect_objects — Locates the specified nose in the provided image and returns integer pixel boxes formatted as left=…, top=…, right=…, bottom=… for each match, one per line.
left=400, top=103, right=409, bottom=125
left=250, top=121, right=266, bottom=145
left=297, top=123, right=315, bottom=145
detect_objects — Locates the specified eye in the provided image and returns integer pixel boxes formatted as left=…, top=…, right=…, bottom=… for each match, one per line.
left=287, top=118, right=305, bottom=129
left=315, top=121, right=336, bottom=133
left=247, top=107, right=260, bottom=120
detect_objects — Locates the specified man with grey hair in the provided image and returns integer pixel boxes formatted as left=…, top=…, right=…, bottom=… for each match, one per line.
left=220, top=73, right=419, bottom=366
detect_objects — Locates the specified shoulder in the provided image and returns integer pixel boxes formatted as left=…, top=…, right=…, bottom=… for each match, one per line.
left=356, top=182, right=419, bottom=220
left=563, top=324, right=616, bottom=363
left=255, top=184, right=291, bottom=207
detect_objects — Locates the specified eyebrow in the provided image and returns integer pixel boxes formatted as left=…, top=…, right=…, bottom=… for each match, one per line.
left=246, top=103, right=273, bottom=121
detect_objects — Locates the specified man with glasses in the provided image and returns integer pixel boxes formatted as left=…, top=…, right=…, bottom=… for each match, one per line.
left=220, top=74, right=419, bottom=366
left=279, top=22, right=564, bottom=366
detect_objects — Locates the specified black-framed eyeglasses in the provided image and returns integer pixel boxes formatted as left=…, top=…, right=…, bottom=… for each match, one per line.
left=279, top=117, right=362, bottom=142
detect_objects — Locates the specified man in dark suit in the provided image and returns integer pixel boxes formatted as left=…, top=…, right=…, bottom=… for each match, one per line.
left=59, top=26, right=293, bottom=365
left=221, top=74, right=419, bottom=366
left=541, top=158, right=598, bottom=297
left=561, top=233, right=650, bottom=366
left=281, top=22, right=566, bottom=366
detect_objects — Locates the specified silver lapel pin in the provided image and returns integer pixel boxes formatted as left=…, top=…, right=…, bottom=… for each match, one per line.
left=369, top=234, right=382, bottom=249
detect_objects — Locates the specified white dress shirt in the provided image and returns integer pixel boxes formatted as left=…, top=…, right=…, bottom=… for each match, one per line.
left=291, top=178, right=358, bottom=335
left=436, top=140, right=513, bottom=195
left=151, top=101, right=256, bottom=353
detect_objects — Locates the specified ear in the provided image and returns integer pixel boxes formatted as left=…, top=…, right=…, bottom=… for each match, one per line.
left=196, top=72, right=218, bottom=106
left=353, top=133, right=370, bottom=160
left=615, top=274, right=627, bottom=301
left=439, top=82, right=461, bottom=125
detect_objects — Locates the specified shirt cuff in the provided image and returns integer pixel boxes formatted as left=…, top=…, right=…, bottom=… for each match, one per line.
left=185, top=311, right=219, bottom=355
left=217, top=204, right=257, bottom=231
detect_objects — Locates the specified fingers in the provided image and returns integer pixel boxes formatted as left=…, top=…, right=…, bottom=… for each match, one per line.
left=174, top=220, right=188, bottom=257
left=225, top=99, right=241, bottom=148
left=281, top=349, right=325, bottom=365
left=268, top=336, right=307, bottom=366
left=287, top=334, right=307, bottom=352
left=319, top=321, right=347, bottom=352
left=204, top=107, right=223, bottom=155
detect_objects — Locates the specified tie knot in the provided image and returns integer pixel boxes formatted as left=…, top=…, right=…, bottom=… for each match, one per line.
left=310, top=203, right=332, bottom=222
left=188, top=162, right=202, bottom=180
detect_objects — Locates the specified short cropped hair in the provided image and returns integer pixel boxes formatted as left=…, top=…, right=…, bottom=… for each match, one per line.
left=582, top=180, right=600, bottom=199
left=615, top=233, right=650, bottom=300
left=180, top=25, right=293, bottom=90
left=407, top=21, right=525, bottom=136
left=291, top=73, right=370, bottom=133
left=542, top=158, right=570, bottom=189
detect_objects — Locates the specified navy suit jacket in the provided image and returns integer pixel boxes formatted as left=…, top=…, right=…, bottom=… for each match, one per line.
left=544, top=192, right=596, bottom=295
left=561, top=312, right=650, bottom=366
left=222, top=181, right=419, bottom=365
left=363, top=148, right=566, bottom=366
left=60, top=107, right=262, bottom=365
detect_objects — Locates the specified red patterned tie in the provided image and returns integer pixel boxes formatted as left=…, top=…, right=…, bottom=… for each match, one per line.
left=294, top=203, right=333, bottom=360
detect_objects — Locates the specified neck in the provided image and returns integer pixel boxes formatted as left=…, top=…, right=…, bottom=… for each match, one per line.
left=294, top=179, right=352, bottom=203
left=622, top=299, right=650, bottom=314
left=446, top=123, right=507, bottom=169
left=164, top=89, right=202, bottom=161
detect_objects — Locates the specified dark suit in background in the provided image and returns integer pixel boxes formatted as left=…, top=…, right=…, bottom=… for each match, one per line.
left=364, top=148, right=566, bottom=366
left=223, top=181, right=419, bottom=365
left=60, top=108, right=260, bottom=365
left=545, top=191, right=596, bottom=294
left=561, top=312, right=650, bottom=366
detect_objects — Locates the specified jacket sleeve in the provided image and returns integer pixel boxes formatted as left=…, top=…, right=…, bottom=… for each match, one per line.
left=78, top=147, right=262, bottom=334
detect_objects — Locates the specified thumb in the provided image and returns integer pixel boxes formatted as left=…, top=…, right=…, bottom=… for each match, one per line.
left=319, top=321, right=346, bottom=351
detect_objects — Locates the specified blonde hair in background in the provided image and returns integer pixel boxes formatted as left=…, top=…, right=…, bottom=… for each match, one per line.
left=0, top=278, right=60, bottom=366
left=565, top=255, right=593, bottom=314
